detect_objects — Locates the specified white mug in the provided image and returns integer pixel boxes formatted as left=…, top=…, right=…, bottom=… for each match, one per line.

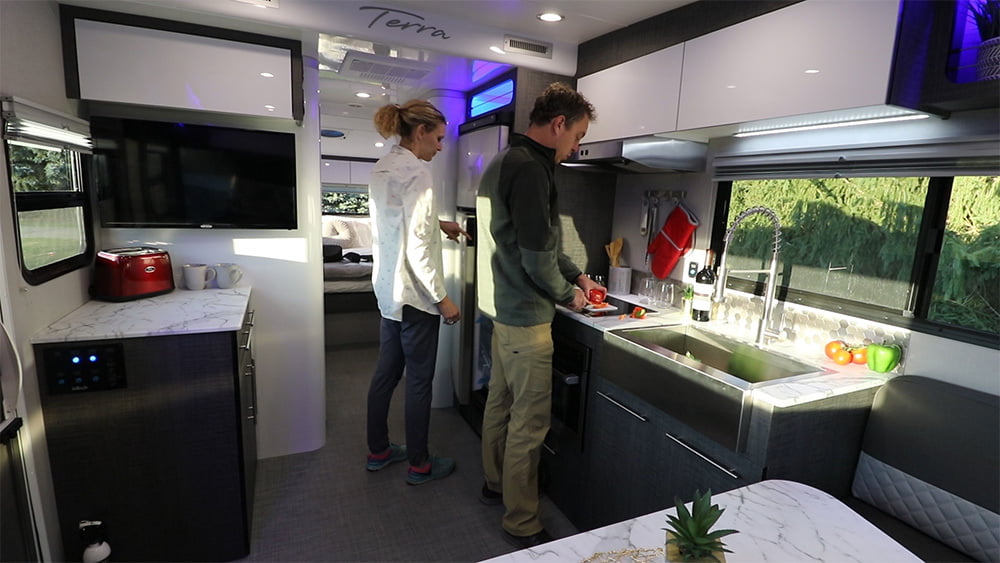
left=214, top=263, right=243, bottom=289
left=183, top=264, right=216, bottom=290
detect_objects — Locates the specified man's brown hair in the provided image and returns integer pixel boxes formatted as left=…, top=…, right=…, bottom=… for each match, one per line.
left=528, top=82, right=596, bottom=127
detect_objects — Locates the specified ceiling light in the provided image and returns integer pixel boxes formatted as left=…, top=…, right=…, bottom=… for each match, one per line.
left=356, top=92, right=371, bottom=99
left=374, top=142, right=385, bottom=148
left=259, top=72, right=274, bottom=78
left=733, top=114, right=930, bottom=137
left=489, top=46, right=506, bottom=55
left=264, top=104, right=275, bottom=111
left=804, top=69, right=820, bottom=74
left=537, top=12, right=563, bottom=22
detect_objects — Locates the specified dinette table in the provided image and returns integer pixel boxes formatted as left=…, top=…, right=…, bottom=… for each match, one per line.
left=481, top=479, right=921, bottom=562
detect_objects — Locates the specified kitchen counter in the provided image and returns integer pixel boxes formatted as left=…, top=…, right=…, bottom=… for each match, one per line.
left=480, top=479, right=920, bottom=563
left=558, top=292, right=893, bottom=408
left=32, top=287, right=252, bottom=343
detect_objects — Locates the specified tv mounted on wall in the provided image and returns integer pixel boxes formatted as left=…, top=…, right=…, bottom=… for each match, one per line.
left=92, top=116, right=297, bottom=229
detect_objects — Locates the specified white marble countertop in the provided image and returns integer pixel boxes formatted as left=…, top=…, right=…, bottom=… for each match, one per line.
left=481, top=479, right=920, bottom=563
left=32, top=288, right=252, bottom=343
left=558, top=293, right=892, bottom=408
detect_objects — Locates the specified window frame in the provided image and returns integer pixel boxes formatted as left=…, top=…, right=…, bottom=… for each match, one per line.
left=712, top=174, right=998, bottom=349
left=2, top=98, right=95, bottom=285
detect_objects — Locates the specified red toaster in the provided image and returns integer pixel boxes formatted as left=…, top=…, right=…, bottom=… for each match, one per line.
left=93, top=247, right=175, bottom=301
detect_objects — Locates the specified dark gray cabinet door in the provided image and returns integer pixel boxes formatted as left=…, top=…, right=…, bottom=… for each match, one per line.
left=583, top=379, right=669, bottom=530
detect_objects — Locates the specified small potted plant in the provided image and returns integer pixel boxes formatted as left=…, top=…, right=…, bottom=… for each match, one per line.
left=970, top=0, right=1000, bottom=80
left=663, top=490, right=738, bottom=563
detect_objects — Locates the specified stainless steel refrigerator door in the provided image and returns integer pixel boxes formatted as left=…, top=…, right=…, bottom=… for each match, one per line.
left=456, top=125, right=508, bottom=210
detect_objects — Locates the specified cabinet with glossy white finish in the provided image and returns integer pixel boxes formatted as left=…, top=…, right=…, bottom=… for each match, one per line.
left=321, top=160, right=373, bottom=185
left=676, top=0, right=901, bottom=131
left=578, top=44, right=684, bottom=142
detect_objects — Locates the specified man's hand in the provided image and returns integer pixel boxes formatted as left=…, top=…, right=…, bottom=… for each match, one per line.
left=437, top=295, right=461, bottom=325
left=439, top=220, right=471, bottom=242
left=567, top=288, right=588, bottom=312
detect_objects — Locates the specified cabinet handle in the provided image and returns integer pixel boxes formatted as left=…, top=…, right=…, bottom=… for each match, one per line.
left=596, top=391, right=647, bottom=422
left=246, top=309, right=255, bottom=327
left=247, top=415, right=256, bottom=422
left=542, top=442, right=556, bottom=456
left=663, top=431, right=740, bottom=480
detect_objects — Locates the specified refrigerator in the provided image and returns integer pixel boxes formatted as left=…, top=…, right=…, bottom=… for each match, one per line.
left=1, top=319, right=38, bottom=561
left=453, top=119, right=508, bottom=432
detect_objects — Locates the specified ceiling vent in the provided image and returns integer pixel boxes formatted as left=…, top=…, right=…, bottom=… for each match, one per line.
left=503, top=36, right=552, bottom=59
left=338, top=51, right=435, bottom=86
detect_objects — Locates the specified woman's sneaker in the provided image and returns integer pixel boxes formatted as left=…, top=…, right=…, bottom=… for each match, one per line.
left=366, top=444, right=407, bottom=471
left=406, top=456, right=455, bottom=485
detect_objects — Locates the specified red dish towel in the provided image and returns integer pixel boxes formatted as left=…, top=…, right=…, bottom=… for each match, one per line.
left=647, top=203, right=699, bottom=279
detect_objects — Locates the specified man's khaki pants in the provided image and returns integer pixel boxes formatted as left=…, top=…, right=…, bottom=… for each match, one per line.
left=481, top=321, right=553, bottom=536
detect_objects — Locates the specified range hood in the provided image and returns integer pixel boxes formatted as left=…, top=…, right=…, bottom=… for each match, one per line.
left=564, top=137, right=708, bottom=173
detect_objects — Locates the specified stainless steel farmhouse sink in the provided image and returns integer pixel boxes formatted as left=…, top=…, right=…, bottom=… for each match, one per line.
left=601, top=325, right=829, bottom=451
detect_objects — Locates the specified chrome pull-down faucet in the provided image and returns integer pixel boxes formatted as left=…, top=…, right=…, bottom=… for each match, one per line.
left=713, top=206, right=783, bottom=347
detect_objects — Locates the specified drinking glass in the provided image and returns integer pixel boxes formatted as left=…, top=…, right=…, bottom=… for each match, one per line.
left=639, top=276, right=657, bottom=304
left=654, top=280, right=675, bottom=308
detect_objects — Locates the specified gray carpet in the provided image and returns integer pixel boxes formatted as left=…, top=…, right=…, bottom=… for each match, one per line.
left=241, top=342, right=578, bottom=562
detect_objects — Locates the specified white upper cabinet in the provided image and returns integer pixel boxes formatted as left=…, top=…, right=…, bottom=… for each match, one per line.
left=321, top=160, right=373, bottom=185
left=677, top=0, right=901, bottom=131
left=578, top=44, right=684, bottom=142
left=70, top=18, right=297, bottom=119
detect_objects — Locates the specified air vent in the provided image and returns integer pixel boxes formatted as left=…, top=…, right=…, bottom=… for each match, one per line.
left=338, top=51, right=435, bottom=86
left=503, top=36, right=552, bottom=59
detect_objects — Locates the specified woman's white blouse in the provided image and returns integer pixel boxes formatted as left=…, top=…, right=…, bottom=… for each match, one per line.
left=369, top=145, right=446, bottom=321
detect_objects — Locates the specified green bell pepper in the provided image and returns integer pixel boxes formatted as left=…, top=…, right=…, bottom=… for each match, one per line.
left=867, top=344, right=901, bottom=373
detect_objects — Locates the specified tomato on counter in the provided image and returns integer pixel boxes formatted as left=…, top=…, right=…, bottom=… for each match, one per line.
left=851, top=347, right=868, bottom=365
left=824, top=340, right=847, bottom=359
left=631, top=307, right=647, bottom=319
left=831, top=348, right=853, bottom=365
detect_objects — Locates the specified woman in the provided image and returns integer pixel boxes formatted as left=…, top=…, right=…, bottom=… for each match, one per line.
left=365, top=100, right=460, bottom=485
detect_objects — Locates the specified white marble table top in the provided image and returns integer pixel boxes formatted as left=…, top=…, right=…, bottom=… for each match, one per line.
left=32, top=287, right=252, bottom=343
left=481, top=480, right=920, bottom=563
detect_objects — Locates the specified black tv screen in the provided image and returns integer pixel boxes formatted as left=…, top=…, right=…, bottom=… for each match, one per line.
left=92, top=117, right=297, bottom=229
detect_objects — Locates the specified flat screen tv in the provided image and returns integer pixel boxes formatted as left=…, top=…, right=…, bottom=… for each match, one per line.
left=92, top=116, right=297, bottom=229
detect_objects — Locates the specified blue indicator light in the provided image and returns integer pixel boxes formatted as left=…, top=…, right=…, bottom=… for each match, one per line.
left=72, top=356, right=81, bottom=364
left=470, top=79, right=514, bottom=118
left=89, top=355, right=98, bottom=362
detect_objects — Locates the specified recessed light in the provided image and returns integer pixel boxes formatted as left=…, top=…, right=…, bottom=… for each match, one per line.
left=489, top=46, right=506, bottom=55
left=356, top=92, right=371, bottom=99
left=804, top=69, right=820, bottom=74
left=537, top=12, right=563, bottom=22
left=264, top=104, right=275, bottom=111
left=374, top=142, right=385, bottom=148
left=726, top=84, right=736, bottom=89
left=259, top=72, right=274, bottom=78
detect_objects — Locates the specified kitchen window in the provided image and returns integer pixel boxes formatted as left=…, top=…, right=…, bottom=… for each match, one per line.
left=713, top=173, right=999, bottom=346
left=1, top=97, right=93, bottom=284
left=321, top=185, right=369, bottom=215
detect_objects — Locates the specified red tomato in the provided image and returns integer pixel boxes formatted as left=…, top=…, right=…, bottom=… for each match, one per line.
left=851, top=347, right=868, bottom=365
left=824, top=340, right=847, bottom=359
left=832, top=349, right=853, bottom=365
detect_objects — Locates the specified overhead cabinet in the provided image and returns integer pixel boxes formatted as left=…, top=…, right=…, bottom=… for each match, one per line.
left=577, top=44, right=684, bottom=143
left=321, top=160, right=373, bottom=185
left=60, top=6, right=303, bottom=120
left=676, top=0, right=902, bottom=130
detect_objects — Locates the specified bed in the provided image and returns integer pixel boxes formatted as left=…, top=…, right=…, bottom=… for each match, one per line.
left=322, top=215, right=378, bottom=311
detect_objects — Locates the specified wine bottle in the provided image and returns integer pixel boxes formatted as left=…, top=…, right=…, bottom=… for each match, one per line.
left=691, top=250, right=715, bottom=322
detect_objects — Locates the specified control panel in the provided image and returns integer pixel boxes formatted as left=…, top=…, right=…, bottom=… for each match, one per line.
left=40, top=342, right=126, bottom=394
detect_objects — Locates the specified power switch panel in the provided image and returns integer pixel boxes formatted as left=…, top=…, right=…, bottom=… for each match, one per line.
left=688, top=261, right=699, bottom=277
left=40, top=342, right=126, bottom=394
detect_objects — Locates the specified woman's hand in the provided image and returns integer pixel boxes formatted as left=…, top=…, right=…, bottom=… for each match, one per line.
left=439, top=220, right=471, bottom=242
left=437, top=295, right=461, bottom=325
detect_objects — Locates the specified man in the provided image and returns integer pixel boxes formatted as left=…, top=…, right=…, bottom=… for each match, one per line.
left=475, top=83, right=601, bottom=548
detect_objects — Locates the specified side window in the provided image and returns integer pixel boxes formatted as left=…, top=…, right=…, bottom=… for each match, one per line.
left=2, top=98, right=93, bottom=284
left=321, top=186, right=369, bottom=215
left=722, top=175, right=999, bottom=340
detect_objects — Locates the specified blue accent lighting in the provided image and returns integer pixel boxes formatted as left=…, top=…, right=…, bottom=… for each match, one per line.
left=72, top=356, right=80, bottom=364
left=469, top=79, right=514, bottom=118
left=89, top=355, right=98, bottom=363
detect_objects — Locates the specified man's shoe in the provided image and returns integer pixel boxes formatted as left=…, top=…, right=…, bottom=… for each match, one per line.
left=480, top=483, right=502, bottom=505
left=406, top=456, right=455, bottom=485
left=502, top=529, right=553, bottom=550
left=366, top=444, right=407, bottom=471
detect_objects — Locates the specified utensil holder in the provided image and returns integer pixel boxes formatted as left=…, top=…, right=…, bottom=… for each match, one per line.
left=609, top=266, right=631, bottom=295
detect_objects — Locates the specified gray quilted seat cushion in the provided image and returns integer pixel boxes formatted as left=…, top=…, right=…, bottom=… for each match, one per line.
left=851, top=376, right=1000, bottom=562
left=854, top=452, right=999, bottom=561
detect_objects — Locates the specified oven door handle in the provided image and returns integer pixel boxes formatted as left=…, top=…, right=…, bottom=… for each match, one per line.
left=552, top=367, right=579, bottom=385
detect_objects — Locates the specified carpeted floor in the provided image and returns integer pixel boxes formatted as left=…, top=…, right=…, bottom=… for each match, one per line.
left=241, top=342, right=578, bottom=562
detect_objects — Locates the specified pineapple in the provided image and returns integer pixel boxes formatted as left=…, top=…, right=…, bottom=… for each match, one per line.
left=663, top=490, right=738, bottom=563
